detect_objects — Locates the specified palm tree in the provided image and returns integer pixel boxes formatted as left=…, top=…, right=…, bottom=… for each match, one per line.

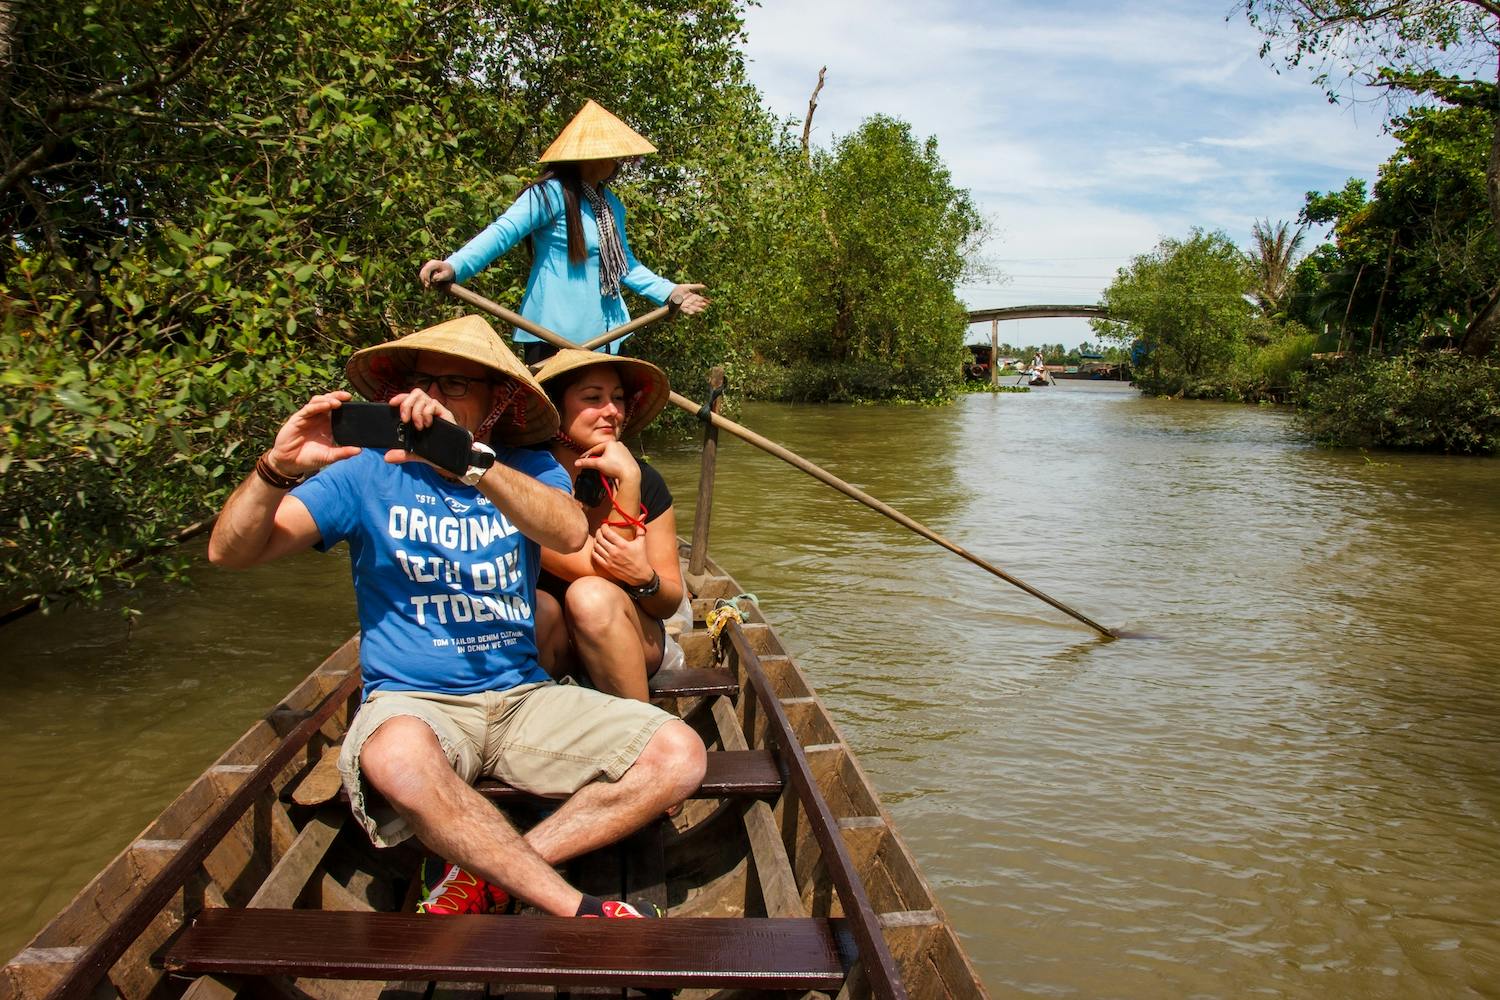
left=1247, top=219, right=1307, bottom=319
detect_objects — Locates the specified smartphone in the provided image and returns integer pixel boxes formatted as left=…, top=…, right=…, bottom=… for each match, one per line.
left=331, top=402, right=474, bottom=477
left=575, top=468, right=605, bottom=506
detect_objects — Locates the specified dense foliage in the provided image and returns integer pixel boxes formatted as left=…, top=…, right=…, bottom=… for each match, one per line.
left=1296, top=353, right=1500, bottom=452
left=0, top=0, right=986, bottom=608
left=723, top=117, right=985, bottom=403
left=1238, top=0, right=1500, bottom=357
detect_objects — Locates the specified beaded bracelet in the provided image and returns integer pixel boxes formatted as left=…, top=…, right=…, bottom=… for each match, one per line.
left=255, top=452, right=306, bottom=491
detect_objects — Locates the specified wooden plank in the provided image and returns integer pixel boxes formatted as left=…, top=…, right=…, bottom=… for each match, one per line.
left=292, top=746, right=346, bottom=807
left=163, top=910, right=848, bottom=991
left=710, top=699, right=803, bottom=919
left=646, top=668, right=737, bottom=701
left=248, top=808, right=346, bottom=909
left=2, top=949, right=85, bottom=1000
left=473, top=751, right=780, bottom=803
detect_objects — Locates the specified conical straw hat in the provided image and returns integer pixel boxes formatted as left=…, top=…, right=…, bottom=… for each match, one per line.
left=538, top=100, right=657, bottom=163
left=346, top=315, right=559, bottom=446
left=534, top=349, right=669, bottom=439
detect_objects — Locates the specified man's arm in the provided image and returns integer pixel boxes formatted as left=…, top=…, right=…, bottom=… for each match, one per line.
left=208, top=391, right=361, bottom=569
left=381, top=387, right=587, bottom=553
left=473, top=461, right=587, bottom=553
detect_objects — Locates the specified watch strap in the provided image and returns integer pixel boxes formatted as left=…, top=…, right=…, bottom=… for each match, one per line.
left=460, top=441, right=496, bottom=485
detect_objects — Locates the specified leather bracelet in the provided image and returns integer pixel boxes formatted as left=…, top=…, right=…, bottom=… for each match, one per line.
left=255, top=452, right=306, bottom=490
left=624, top=570, right=661, bottom=601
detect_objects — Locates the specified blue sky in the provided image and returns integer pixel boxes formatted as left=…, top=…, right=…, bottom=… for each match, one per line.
left=738, top=0, right=1400, bottom=349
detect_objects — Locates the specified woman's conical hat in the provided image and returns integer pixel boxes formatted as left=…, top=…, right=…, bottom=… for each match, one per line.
left=345, top=315, right=559, bottom=446
left=534, top=349, right=669, bottom=439
left=538, top=100, right=657, bottom=163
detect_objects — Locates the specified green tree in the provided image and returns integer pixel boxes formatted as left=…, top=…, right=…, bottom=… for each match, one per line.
left=1290, top=101, right=1499, bottom=354
left=0, top=0, right=767, bottom=609
left=734, top=115, right=986, bottom=402
left=1247, top=219, right=1307, bottom=321
left=1238, top=0, right=1500, bottom=355
left=1091, top=230, right=1255, bottom=396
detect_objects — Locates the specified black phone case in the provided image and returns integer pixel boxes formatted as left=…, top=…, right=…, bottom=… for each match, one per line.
left=331, top=403, right=403, bottom=450
left=405, top=418, right=474, bottom=477
left=331, top=402, right=474, bottom=476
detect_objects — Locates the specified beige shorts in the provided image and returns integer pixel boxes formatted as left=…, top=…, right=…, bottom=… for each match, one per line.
left=337, top=681, right=673, bottom=848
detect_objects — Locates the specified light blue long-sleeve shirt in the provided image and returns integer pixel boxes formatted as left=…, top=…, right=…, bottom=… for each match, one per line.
left=445, top=180, right=676, bottom=351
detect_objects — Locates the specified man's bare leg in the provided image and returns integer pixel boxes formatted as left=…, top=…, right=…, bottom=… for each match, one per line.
left=525, top=719, right=707, bottom=866
left=358, top=716, right=584, bottom=916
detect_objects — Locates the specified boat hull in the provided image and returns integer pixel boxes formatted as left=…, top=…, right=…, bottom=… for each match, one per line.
left=3, top=550, right=987, bottom=1000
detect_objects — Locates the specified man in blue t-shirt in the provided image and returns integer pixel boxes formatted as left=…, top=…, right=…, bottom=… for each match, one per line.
left=209, top=315, right=706, bottom=919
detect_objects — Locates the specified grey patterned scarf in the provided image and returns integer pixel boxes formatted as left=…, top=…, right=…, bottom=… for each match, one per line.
left=581, top=182, right=628, bottom=299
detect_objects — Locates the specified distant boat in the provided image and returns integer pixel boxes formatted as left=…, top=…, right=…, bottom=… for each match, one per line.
left=1052, top=362, right=1126, bottom=381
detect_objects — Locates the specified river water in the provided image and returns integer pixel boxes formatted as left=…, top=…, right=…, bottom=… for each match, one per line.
left=3, top=382, right=1499, bottom=998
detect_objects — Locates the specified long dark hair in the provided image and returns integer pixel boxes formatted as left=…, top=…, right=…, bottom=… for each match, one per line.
left=521, top=161, right=619, bottom=266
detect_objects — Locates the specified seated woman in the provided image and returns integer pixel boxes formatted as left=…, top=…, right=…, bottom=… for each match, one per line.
left=532, top=349, right=687, bottom=700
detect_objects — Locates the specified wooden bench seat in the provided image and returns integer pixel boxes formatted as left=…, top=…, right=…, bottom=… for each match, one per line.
left=162, top=908, right=849, bottom=991
left=647, top=666, right=737, bottom=700
left=476, top=749, right=782, bottom=802
left=313, top=749, right=782, bottom=812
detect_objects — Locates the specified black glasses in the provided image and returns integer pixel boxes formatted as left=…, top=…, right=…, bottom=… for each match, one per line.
left=407, top=371, right=492, bottom=399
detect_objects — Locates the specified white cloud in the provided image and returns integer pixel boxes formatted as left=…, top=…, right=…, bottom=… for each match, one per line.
left=740, top=0, right=1400, bottom=348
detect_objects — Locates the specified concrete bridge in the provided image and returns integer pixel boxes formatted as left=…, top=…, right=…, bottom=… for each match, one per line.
left=967, top=304, right=1109, bottom=324
left=964, top=304, right=1115, bottom=385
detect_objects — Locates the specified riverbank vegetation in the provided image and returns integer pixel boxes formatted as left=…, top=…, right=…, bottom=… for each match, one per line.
left=0, top=1, right=985, bottom=609
left=1092, top=1, right=1500, bottom=453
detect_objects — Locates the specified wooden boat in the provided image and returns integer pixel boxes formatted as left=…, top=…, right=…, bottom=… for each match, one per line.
left=1, top=546, right=988, bottom=1000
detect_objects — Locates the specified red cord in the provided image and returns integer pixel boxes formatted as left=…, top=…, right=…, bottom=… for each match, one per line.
left=599, top=474, right=648, bottom=532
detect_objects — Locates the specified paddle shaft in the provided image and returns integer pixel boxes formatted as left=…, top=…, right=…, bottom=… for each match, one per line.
left=445, top=281, right=670, bottom=354
left=442, top=282, right=1118, bottom=638
left=668, top=391, right=1117, bottom=637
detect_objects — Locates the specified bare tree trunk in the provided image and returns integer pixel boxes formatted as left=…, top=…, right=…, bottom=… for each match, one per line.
left=1368, top=234, right=1396, bottom=356
left=801, top=66, right=826, bottom=159
left=1338, top=263, right=1366, bottom=354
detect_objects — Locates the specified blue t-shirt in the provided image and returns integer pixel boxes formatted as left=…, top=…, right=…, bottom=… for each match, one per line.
left=291, top=448, right=571, bottom=696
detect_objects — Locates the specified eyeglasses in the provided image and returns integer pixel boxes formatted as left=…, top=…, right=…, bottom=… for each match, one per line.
left=407, top=371, right=493, bottom=399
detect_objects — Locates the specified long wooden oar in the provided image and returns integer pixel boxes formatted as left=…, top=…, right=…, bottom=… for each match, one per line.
left=445, top=282, right=669, bottom=354
left=441, top=282, right=1120, bottom=639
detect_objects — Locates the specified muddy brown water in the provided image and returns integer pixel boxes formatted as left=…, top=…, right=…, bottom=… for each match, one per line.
left=4, top=382, right=1498, bottom=998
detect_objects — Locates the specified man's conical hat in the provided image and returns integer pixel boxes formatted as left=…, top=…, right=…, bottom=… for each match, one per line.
left=345, top=315, right=559, bottom=446
left=538, top=100, right=657, bottom=163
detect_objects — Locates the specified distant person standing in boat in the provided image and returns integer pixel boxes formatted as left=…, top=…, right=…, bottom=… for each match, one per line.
left=419, top=99, right=711, bottom=363
left=207, top=315, right=705, bottom=919
left=531, top=350, right=689, bottom=700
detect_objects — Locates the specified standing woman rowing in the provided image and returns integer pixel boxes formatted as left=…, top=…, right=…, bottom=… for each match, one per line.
left=419, top=100, right=710, bottom=363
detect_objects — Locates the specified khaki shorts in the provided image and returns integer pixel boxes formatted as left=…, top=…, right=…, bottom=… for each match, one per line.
left=337, top=680, right=673, bottom=848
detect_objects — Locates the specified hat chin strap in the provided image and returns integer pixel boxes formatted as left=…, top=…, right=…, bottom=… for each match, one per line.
left=476, top=382, right=520, bottom=442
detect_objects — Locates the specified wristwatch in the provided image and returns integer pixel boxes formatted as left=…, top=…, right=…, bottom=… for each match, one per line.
left=460, top=442, right=496, bottom=486
left=624, top=571, right=661, bottom=601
